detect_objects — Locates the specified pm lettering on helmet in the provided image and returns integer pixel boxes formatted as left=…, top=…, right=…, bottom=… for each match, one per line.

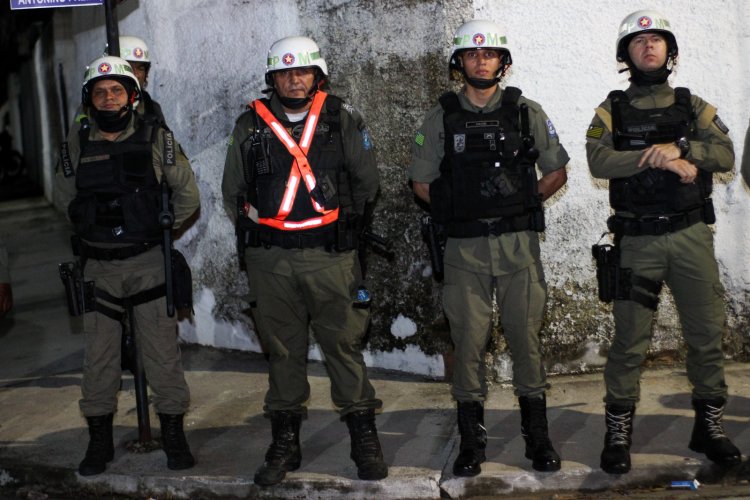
left=485, top=33, right=506, bottom=46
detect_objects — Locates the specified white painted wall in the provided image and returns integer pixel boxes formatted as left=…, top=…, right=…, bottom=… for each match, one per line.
left=55, top=0, right=750, bottom=376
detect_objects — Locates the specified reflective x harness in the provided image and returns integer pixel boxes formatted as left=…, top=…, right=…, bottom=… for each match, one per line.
left=251, top=92, right=339, bottom=230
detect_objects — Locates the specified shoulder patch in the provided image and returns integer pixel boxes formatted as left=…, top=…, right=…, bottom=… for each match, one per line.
left=586, top=125, right=604, bottom=139
left=228, top=135, right=235, bottom=147
left=712, top=115, right=729, bottom=135
left=342, top=102, right=356, bottom=116
left=361, top=128, right=373, bottom=150
left=163, top=131, right=176, bottom=167
left=60, top=142, right=74, bottom=177
left=546, top=119, right=558, bottom=138
left=415, top=132, right=425, bottom=146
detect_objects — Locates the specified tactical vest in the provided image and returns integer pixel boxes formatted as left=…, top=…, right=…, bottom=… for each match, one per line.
left=609, top=88, right=712, bottom=215
left=430, top=88, right=543, bottom=233
left=241, top=93, right=352, bottom=236
left=70, top=118, right=162, bottom=244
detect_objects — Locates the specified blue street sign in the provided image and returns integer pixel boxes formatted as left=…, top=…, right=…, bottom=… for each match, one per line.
left=10, top=0, right=103, bottom=10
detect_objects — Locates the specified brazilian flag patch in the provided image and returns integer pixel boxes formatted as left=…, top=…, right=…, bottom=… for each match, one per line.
left=586, top=125, right=604, bottom=139
left=415, top=132, right=425, bottom=146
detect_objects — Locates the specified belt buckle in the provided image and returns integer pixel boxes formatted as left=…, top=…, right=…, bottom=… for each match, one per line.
left=654, top=216, right=671, bottom=234
left=484, top=219, right=501, bottom=236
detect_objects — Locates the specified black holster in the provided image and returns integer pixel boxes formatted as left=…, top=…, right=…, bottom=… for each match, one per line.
left=171, top=249, right=193, bottom=311
left=591, top=243, right=620, bottom=303
left=59, top=261, right=95, bottom=317
left=421, top=215, right=446, bottom=281
left=592, top=239, right=663, bottom=310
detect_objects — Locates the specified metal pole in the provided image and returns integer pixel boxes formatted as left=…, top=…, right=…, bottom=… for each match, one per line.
left=126, top=303, right=152, bottom=443
left=58, top=63, right=69, bottom=139
left=104, top=0, right=120, bottom=56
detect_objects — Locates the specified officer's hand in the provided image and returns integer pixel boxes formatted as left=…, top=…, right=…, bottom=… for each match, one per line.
left=638, top=143, right=681, bottom=169
left=663, top=159, right=698, bottom=184
left=0, top=283, right=13, bottom=318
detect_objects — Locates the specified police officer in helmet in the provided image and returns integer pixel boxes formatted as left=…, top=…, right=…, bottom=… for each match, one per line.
left=586, top=9, right=740, bottom=474
left=409, top=20, right=568, bottom=476
left=54, top=56, right=200, bottom=475
left=117, top=35, right=168, bottom=128
left=221, top=35, right=387, bottom=486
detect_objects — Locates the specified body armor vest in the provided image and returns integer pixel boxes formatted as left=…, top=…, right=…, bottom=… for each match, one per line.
left=70, top=118, right=162, bottom=244
left=609, top=88, right=712, bottom=215
left=241, top=95, right=351, bottom=235
left=430, top=87, right=542, bottom=228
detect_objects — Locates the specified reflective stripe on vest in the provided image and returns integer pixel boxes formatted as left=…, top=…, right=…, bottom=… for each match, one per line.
left=251, top=92, right=340, bottom=230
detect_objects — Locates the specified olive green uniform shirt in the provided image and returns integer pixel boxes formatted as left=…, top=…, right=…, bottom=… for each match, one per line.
left=586, top=82, right=733, bottom=182
left=408, top=86, right=569, bottom=275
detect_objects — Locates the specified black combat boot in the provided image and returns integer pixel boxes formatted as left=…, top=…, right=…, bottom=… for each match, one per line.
left=345, top=409, right=388, bottom=480
left=452, top=401, right=487, bottom=477
left=519, top=394, right=561, bottom=472
left=600, top=403, right=635, bottom=474
left=254, top=411, right=302, bottom=486
left=688, top=398, right=741, bottom=466
left=78, top=413, right=115, bottom=476
left=158, top=413, right=195, bottom=470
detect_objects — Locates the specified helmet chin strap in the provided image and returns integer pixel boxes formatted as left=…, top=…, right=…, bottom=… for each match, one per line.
left=275, top=76, right=324, bottom=110
left=92, top=105, right=132, bottom=132
left=278, top=94, right=312, bottom=110
left=627, top=63, right=672, bottom=86
left=464, top=73, right=501, bottom=90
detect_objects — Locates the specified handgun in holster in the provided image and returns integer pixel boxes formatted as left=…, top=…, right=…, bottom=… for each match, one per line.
left=591, top=242, right=620, bottom=303
left=59, top=261, right=95, bottom=316
left=421, top=214, right=446, bottom=282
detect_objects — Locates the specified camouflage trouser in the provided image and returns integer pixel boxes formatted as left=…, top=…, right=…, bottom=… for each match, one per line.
left=605, top=222, right=728, bottom=405
left=246, top=247, right=382, bottom=416
left=80, top=247, right=189, bottom=416
left=443, top=259, right=549, bottom=402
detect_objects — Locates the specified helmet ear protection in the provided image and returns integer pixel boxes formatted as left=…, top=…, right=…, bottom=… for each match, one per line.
left=81, top=56, right=141, bottom=107
left=615, top=10, right=678, bottom=64
left=448, top=20, right=512, bottom=83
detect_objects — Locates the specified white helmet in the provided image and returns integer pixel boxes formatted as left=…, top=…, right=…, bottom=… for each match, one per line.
left=616, top=10, right=678, bottom=62
left=449, top=20, right=512, bottom=74
left=119, top=35, right=151, bottom=65
left=81, top=56, right=141, bottom=106
left=103, top=36, right=151, bottom=65
left=265, top=36, right=328, bottom=86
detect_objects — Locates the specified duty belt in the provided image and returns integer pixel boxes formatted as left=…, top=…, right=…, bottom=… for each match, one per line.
left=445, top=214, right=533, bottom=238
left=245, top=227, right=337, bottom=250
left=73, top=236, right=158, bottom=260
left=607, top=207, right=705, bottom=237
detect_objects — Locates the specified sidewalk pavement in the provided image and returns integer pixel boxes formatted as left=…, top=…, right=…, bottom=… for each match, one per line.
left=1, top=199, right=749, bottom=499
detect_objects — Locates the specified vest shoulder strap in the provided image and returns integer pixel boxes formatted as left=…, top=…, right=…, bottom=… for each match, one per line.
left=607, top=89, right=627, bottom=103
left=325, top=94, right=342, bottom=114
left=501, top=86, right=522, bottom=106
left=438, top=91, right=461, bottom=114
left=78, top=116, right=91, bottom=150
left=674, top=87, right=691, bottom=107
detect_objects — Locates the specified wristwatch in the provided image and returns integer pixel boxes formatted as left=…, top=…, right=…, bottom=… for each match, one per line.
left=676, top=137, right=690, bottom=158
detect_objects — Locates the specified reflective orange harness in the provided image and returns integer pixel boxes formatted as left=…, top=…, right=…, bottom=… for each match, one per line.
left=251, top=92, right=339, bottom=230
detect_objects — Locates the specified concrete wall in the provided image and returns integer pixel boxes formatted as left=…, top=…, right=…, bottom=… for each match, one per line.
left=50, top=0, right=750, bottom=379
